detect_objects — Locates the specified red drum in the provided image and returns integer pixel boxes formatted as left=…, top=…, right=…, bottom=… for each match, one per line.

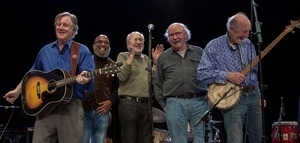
left=271, top=121, right=299, bottom=143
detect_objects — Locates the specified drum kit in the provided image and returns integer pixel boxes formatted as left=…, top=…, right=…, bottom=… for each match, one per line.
left=152, top=107, right=222, bottom=143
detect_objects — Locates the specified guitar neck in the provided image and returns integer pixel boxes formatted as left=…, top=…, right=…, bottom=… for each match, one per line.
left=241, top=30, right=288, bottom=75
left=241, top=20, right=300, bottom=75
left=55, top=62, right=122, bottom=88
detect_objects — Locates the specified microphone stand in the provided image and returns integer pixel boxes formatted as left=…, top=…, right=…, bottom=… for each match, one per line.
left=146, top=24, right=155, bottom=143
left=195, top=85, right=240, bottom=143
left=251, top=0, right=267, bottom=142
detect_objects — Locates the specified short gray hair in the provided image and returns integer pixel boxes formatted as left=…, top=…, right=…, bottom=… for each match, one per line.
left=54, top=12, right=79, bottom=39
left=164, top=22, right=191, bottom=43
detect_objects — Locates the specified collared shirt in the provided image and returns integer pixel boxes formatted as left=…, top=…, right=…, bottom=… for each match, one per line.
left=29, top=39, right=94, bottom=99
left=154, top=44, right=208, bottom=109
left=197, top=34, right=261, bottom=96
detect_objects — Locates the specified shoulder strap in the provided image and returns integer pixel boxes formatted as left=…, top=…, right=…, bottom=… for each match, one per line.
left=71, top=41, right=80, bottom=76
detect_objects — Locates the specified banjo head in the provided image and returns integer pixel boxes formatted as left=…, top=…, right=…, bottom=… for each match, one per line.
left=207, top=82, right=241, bottom=109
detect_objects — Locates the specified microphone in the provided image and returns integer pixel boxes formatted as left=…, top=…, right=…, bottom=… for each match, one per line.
left=281, top=97, right=286, bottom=116
left=147, top=24, right=154, bottom=31
left=251, top=0, right=263, bottom=44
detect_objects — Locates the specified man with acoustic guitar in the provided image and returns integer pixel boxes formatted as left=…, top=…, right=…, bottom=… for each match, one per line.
left=197, top=12, right=263, bottom=143
left=3, top=12, right=94, bottom=143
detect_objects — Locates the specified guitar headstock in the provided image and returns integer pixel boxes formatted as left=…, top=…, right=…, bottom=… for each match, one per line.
left=285, top=20, right=300, bottom=33
left=101, top=62, right=123, bottom=76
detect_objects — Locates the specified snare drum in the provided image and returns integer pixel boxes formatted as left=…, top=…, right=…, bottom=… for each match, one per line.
left=271, top=121, right=299, bottom=143
left=153, top=128, right=169, bottom=143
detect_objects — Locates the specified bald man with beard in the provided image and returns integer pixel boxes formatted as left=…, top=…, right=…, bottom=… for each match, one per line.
left=82, top=34, right=120, bottom=143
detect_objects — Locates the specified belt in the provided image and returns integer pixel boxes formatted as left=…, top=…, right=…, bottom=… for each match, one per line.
left=175, top=93, right=202, bottom=99
left=120, top=96, right=150, bottom=102
left=241, top=86, right=254, bottom=92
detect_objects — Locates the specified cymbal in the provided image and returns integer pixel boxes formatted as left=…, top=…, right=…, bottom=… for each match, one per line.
left=152, top=107, right=166, bottom=123
left=210, top=120, right=222, bottom=124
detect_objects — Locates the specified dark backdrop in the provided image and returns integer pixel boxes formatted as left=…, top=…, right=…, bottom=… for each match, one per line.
left=1, top=0, right=299, bottom=143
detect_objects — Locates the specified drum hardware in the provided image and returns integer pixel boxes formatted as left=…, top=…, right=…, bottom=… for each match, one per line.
left=210, top=120, right=222, bottom=124
left=200, top=112, right=223, bottom=143
left=153, top=128, right=169, bottom=143
left=208, top=113, right=222, bottom=143
left=211, top=125, right=221, bottom=143
left=154, top=123, right=195, bottom=143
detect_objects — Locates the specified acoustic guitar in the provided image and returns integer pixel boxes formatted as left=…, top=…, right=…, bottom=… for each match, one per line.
left=207, top=20, right=300, bottom=109
left=21, top=62, right=122, bottom=118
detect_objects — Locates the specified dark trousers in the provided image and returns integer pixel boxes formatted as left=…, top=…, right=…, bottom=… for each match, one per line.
left=118, top=97, right=152, bottom=143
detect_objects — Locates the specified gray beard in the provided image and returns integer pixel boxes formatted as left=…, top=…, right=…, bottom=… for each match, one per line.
left=94, top=48, right=111, bottom=58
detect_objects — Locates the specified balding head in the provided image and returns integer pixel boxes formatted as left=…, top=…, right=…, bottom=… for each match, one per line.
left=93, top=34, right=111, bottom=58
left=226, top=12, right=251, bottom=31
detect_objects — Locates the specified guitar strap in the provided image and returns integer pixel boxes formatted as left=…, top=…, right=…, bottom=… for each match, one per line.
left=71, top=41, right=80, bottom=76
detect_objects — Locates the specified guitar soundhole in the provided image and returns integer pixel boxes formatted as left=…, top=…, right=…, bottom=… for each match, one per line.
left=47, top=80, right=57, bottom=95
left=42, top=80, right=56, bottom=101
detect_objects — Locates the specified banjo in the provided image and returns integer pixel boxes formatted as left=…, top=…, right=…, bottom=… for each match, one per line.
left=207, top=20, right=300, bottom=109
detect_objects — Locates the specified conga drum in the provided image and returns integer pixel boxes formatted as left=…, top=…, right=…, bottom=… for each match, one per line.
left=271, top=121, right=298, bottom=143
